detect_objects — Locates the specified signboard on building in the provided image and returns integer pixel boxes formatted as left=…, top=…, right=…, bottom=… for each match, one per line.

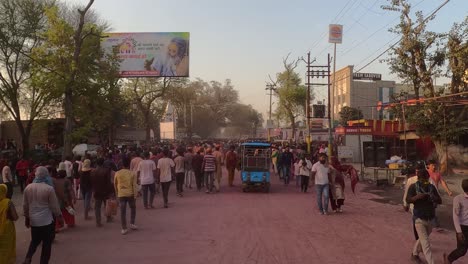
left=101, top=32, right=190, bottom=77
left=352, top=73, right=382, bottom=81
left=328, top=24, right=343, bottom=44
left=335, top=126, right=373, bottom=135
left=338, top=146, right=354, bottom=159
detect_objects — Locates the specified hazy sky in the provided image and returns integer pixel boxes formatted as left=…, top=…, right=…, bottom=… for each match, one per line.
left=65, top=0, right=466, bottom=118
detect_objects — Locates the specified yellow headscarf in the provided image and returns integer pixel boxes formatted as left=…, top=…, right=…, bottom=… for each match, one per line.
left=0, top=184, right=10, bottom=235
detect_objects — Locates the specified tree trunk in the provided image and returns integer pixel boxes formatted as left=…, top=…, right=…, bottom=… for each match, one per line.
left=433, top=140, right=452, bottom=176
left=288, top=112, right=296, bottom=142
left=12, top=118, right=29, bottom=156
left=154, top=122, right=161, bottom=142
left=145, top=124, right=151, bottom=145
left=108, top=125, right=115, bottom=146
left=63, top=88, right=73, bottom=159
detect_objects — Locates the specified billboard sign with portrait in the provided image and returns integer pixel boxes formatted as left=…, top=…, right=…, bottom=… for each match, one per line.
left=101, top=32, right=190, bottom=77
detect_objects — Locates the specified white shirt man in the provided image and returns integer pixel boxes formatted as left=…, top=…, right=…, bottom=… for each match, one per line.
left=137, top=153, right=157, bottom=209
left=311, top=154, right=331, bottom=214
left=157, top=150, right=175, bottom=208
left=137, top=159, right=156, bottom=185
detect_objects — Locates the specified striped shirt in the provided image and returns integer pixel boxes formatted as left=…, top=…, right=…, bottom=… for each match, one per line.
left=203, top=154, right=216, bottom=172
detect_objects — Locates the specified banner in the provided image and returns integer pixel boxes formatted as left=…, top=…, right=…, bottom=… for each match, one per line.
left=101, top=32, right=190, bottom=77
left=328, top=24, right=343, bottom=44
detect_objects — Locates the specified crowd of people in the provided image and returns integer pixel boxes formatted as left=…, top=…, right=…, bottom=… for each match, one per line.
left=0, top=140, right=350, bottom=264
left=0, top=140, right=466, bottom=263
left=0, top=141, right=243, bottom=264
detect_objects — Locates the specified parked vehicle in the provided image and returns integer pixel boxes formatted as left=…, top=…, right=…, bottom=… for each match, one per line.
left=240, top=142, right=271, bottom=193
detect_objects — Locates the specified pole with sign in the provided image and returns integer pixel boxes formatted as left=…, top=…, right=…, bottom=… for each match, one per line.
left=329, top=24, right=343, bottom=128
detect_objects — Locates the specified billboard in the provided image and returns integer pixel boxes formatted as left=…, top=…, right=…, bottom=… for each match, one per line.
left=328, top=24, right=343, bottom=44
left=101, top=32, right=190, bottom=77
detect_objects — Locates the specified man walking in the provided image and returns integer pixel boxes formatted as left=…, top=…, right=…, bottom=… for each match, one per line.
left=213, top=146, right=223, bottom=192
left=225, top=145, right=238, bottom=187
left=444, top=179, right=468, bottom=264
left=282, top=147, right=293, bottom=185
left=311, top=153, right=331, bottom=215
left=157, top=148, right=175, bottom=208
left=90, top=158, right=113, bottom=227
left=130, top=152, right=143, bottom=196
left=114, top=157, right=138, bottom=235
left=16, top=156, right=29, bottom=193
left=192, top=150, right=204, bottom=191
left=137, top=152, right=157, bottom=209
left=174, top=148, right=185, bottom=197
left=202, top=148, right=216, bottom=194
left=406, top=169, right=442, bottom=264
left=184, top=147, right=194, bottom=189
left=23, top=166, right=63, bottom=264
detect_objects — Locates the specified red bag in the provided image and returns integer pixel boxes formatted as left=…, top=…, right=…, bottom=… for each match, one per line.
left=105, top=199, right=118, bottom=216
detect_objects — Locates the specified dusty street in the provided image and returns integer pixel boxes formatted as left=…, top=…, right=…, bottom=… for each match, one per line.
left=12, top=170, right=461, bottom=264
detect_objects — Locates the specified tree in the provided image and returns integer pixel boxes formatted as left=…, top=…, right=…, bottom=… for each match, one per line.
left=271, top=56, right=306, bottom=141
left=226, top=103, right=263, bottom=138
left=0, top=0, right=58, bottom=153
left=446, top=17, right=468, bottom=93
left=385, top=0, right=445, bottom=99
left=386, top=0, right=467, bottom=174
left=338, top=106, right=363, bottom=126
left=33, top=0, right=97, bottom=157
left=122, top=78, right=171, bottom=144
left=72, top=52, right=123, bottom=146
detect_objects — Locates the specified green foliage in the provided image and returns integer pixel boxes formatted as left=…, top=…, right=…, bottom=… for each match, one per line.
left=446, top=17, right=468, bottom=93
left=0, top=0, right=57, bottom=149
left=272, top=56, right=307, bottom=140
left=32, top=2, right=125, bottom=145
left=384, top=1, right=468, bottom=172
left=338, top=106, right=363, bottom=126
left=163, top=78, right=263, bottom=139
left=385, top=0, right=445, bottom=98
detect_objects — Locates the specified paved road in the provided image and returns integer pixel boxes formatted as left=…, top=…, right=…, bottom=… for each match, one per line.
left=13, top=170, right=459, bottom=264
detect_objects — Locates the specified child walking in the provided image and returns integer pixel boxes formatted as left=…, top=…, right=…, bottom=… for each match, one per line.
left=299, top=158, right=312, bottom=192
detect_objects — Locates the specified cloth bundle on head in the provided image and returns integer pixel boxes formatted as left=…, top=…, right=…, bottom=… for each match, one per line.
left=82, top=159, right=91, bottom=172
left=2, top=166, right=11, bottom=181
left=58, top=162, right=66, bottom=171
left=0, top=184, right=9, bottom=235
left=33, top=166, right=53, bottom=186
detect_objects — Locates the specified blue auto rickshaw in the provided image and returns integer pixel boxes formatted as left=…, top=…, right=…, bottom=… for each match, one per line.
left=240, top=142, right=271, bottom=193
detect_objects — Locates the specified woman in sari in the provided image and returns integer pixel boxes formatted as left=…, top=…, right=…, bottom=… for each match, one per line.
left=0, top=183, right=19, bottom=264
left=329, top=159, right=346, bottom=213
left=54, top=163, right=75, bottom=231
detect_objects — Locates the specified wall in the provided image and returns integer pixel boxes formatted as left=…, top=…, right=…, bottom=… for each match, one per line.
left=344, top=134, right=372, bottom=162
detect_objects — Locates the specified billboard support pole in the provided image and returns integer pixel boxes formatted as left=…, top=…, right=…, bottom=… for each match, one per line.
left=332, top=43, right=337, bottom=126
left=327, top=54, right=333, bottom=159
left=265, top=84, right=276, bottom=142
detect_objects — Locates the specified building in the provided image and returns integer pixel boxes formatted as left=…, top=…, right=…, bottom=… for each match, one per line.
left=331, top=65, right=395, bottom=120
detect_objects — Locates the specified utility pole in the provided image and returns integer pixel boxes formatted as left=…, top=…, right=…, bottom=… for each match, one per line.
left=308, top=54, right=333, bottom=158
left=302, top=52, right=316, bottom=154
left=327, top=53, right=333, bottom=159
left=332, top=43, right=337, bottom=125
left=265, top=84, right=276, bottom=142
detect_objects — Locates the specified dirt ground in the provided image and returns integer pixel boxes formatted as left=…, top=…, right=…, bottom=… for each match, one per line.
left=10, top=167, right=467, bottom=264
